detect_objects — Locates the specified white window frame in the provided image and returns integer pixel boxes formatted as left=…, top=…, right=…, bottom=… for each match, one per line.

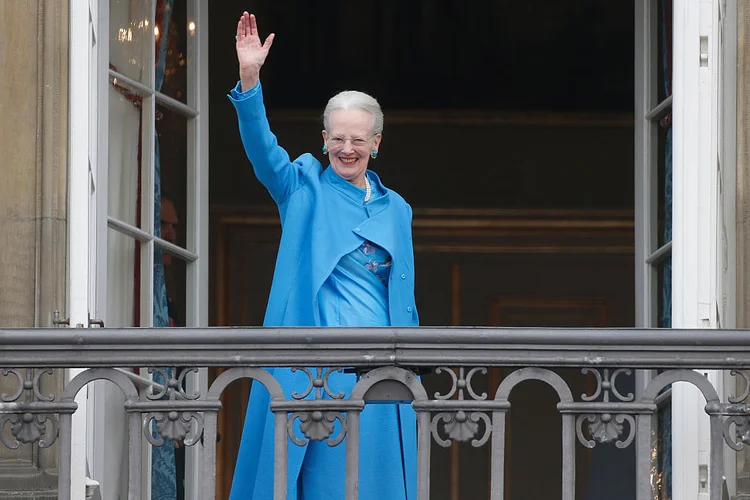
left=634, top=0, right=670, bottom=332
left=671, top=1, right=715, bottom=498
left=636, top=0, right=738, bottom=497
left=70, top=0, right=210, bottom=498
left=68, top=0, right=98, bottom=498
left=634, top=0, right=676, bottom=493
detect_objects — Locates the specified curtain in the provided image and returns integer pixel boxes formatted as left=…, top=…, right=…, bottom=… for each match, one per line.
left=151, top=1, right=178, bottom=499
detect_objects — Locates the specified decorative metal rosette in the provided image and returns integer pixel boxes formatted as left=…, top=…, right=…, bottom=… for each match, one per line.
left=431, top=367, right=491, bottom=448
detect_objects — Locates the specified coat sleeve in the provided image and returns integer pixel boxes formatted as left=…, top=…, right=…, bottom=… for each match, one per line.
left=228, top=81, right=311, bottom=204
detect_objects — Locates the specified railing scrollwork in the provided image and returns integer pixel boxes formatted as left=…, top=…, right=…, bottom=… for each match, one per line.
left=430, top=366, right=492, bottom=447
left=3, top=327, right=750, bottom=500
left=0, top=367, right=64, bottom=449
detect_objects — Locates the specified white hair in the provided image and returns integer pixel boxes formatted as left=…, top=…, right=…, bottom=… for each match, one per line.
left=322, top=90, right=384, bottom=134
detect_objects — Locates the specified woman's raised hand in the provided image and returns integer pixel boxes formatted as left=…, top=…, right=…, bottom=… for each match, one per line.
left=236, top=12, right=275, bottom=92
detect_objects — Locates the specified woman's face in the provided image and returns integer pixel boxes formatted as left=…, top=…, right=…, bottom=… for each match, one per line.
left=322, top=108, right=381, bottom=187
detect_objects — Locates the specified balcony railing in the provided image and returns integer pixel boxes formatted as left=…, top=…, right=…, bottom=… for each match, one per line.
left=1, top=327, right=749, bottom=499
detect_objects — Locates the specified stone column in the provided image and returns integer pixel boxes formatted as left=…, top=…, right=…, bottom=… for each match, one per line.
left=0, top=0, right=68, bottom=497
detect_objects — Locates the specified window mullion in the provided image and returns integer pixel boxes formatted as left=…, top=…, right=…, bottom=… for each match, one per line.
left=95, top=2, right=110, bottom=325
left=646, top=241, right=673, bottom=265
left=140, top=0, right=157, bottom=328
left=186, top=0, right=208, bottom=332
left=635, top=0, right=655, bottom=328
left=155, top=91, right=198, bottom=118
left=140, top=91, right=156, bottom=329
left=183, top=2, right=208, bottom=497
left=154, top=236, right=198, bottom=262
left=646, top=95, right=673, bottom=121
left=108, top=217, right=155, bottom=243
left=109, top=69, right=155, bottom=98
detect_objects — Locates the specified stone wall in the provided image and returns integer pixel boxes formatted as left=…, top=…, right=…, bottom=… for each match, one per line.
left=0, top=0, right=68, bottom=497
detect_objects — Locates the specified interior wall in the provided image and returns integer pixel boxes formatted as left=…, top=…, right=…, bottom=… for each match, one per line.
left=209, top=1, right=633, bottom=110
left=210, top=114, right=634, bottom=210
left=209, top=0, right=635, bottom=212
left=209, top=211, right=635, bottom=328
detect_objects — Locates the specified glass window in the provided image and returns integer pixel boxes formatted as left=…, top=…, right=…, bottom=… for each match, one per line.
left=107, top=0, right=199, bottom=323
left=103, top=0, right=202, bottom=498
left=655, top=1, right=673, bottom=497
left=636, top=0, right=672, bottom=497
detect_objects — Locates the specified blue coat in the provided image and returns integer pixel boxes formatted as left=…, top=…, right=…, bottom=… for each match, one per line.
left=227, top=82, right=419, bottom=499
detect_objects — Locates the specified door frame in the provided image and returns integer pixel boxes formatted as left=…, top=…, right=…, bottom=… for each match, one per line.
left=68, top=0, right=98, bottom=497
left=671, top=0, right=737, bottom=498
left=635, top=0, right=738, bottom=497
left=68, top=0, right=211, bottom=498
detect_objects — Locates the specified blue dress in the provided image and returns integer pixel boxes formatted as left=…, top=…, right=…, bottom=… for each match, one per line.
left=232, top=177, right=416, bottom=500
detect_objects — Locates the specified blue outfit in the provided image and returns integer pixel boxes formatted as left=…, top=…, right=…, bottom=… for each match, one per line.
left=319, top=233, right=392, bottom=327
left=227, top=81, right=419, bottom=500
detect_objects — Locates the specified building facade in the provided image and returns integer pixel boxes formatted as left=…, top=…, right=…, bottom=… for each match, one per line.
left=2, top=0, right=750, bottom=498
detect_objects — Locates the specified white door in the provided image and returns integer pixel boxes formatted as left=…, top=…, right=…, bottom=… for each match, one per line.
left=671, top=0, right=731, bottom=498
left=635, top=0, right=735, bottom=497
left=68, top=0, right=103, bottom=497
left=79, top=0, right=210, bottom=498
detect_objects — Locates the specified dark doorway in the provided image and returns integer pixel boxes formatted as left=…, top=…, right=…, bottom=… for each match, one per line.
left=208, top=1, right=636, bottom=499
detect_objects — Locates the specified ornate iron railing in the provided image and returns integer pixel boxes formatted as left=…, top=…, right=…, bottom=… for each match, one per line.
left=1, top=327, right=749, bottom=499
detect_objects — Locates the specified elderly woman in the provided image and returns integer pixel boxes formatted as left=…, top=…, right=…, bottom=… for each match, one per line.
left=227, top=12, right=419, bottom=500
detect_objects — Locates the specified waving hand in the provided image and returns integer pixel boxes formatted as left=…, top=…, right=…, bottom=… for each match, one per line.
left=236, top=12, right=275, bottom=91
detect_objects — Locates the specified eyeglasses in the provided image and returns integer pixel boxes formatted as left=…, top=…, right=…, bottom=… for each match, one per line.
left=327, top=134, right=377, bottom=149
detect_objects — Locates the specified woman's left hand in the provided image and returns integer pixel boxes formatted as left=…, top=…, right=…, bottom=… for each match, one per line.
left=236, top=12, right=274, bottom=92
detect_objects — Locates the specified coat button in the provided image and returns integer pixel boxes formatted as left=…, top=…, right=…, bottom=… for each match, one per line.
left=407, top=306, right=412, bottom=313
left=401, top=273, right=406, bottom=280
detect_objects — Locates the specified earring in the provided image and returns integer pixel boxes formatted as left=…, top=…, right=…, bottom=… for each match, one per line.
left=371, top=149, right=378, bottom=159
left=322, top=144, right=328, bottom=155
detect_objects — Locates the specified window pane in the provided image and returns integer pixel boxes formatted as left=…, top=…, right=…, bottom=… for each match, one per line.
left=106, top=229, right=140, bottom=328
left=109, top=0, right=151, bottom=85
left=156, top=104, right=189, bottom=250
left=655, top=0, right=673, bottom=477
left=656, top=399, right=672, bottom=499
left=656, top=0, right=672, bottom=105
left=155, top=0, right=191, bottom=104
left=657, top=0, right=673, bottom=248
left=102, top=229, right=139, bottom=500
left=154, top=248, right=187, bottom=328
left=657, top=122, right=672, bottom=247
left=108, top=77, right=144, bottom=228
left=657, top=256, right=672, bottom=328
left=151, top=247, right=187, bottom=498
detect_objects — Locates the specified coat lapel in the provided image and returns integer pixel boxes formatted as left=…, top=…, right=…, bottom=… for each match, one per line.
left=355, top=208, right=398, bottom=264
left=310, top=168, right=396, bottom=318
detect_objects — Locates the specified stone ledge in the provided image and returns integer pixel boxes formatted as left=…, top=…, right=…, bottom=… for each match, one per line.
left=0, top=493, right=57, bottom=500
left=0, top=465, right=57, bottom=492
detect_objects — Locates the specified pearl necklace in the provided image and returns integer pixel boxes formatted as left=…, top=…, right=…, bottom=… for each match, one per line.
left=364, top=175, right=372, bottom=203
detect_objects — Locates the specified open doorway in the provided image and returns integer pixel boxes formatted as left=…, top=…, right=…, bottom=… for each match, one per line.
left=208, top=1, right=636, bottom=498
